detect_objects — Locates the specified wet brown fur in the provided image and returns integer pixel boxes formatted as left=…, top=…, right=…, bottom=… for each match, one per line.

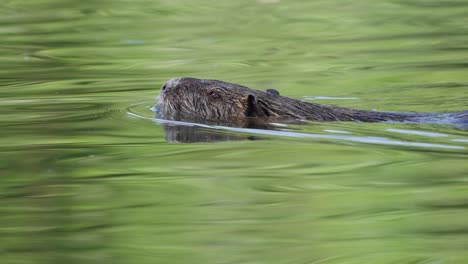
left=156, top=77, right=435, bottom=124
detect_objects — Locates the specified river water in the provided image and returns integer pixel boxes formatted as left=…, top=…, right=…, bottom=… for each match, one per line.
left=1, top=0, right=468, bottom=263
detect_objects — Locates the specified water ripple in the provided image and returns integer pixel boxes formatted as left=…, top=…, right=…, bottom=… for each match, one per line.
left=128, top=111, right=465, bottom=150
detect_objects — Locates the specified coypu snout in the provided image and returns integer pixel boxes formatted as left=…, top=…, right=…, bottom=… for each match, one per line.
left=160, top=78, right=182, bottom=94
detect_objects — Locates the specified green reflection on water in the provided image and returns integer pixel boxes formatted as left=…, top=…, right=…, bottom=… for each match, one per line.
left=1, top=0, right=468, bottom=263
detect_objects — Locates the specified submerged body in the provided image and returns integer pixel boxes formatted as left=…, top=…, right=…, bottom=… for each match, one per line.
left=156, top=77, right=466, bottom=126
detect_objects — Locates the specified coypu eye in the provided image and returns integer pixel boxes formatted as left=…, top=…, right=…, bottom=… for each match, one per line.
left=162, top=84, right=167, bottom=91
left=208, top=90, right=221, bottom=100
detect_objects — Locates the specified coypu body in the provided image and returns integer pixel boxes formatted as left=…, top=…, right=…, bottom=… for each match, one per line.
left=155, top=77, right=466, bottom=126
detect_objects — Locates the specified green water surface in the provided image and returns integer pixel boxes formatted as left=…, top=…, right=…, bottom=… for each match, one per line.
left=1, top=0, right=468, bottom=263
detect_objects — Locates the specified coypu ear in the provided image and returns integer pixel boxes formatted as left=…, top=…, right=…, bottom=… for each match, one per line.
left=245, top=94, right=262, bottom=117
left=266, top=89, right=280, bottom=97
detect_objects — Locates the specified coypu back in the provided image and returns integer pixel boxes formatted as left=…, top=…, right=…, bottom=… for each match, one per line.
left=155, top=77, right=460, bottom=125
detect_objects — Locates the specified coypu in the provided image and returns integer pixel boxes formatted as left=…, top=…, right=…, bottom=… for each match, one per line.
left=155, top=77, right=467, bottom=126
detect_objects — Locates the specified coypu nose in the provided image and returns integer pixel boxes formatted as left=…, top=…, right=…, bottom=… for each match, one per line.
left=162, top=78, right=182, bottom=93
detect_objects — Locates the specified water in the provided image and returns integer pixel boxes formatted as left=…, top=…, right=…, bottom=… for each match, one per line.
left=1, top=0, right=468, bottom=263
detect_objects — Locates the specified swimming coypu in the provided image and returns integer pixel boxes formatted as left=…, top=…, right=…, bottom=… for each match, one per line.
left=155, top=77, right=467, bottom=126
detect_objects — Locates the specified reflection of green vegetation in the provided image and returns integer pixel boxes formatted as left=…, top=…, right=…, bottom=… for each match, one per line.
left=3, top=138, right=468, bottom=263
left=1, top=0, right=468, bottom=263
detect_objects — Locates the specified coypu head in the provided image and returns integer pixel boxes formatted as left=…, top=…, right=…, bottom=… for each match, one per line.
left=156, top=77, right=277, bottom=122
